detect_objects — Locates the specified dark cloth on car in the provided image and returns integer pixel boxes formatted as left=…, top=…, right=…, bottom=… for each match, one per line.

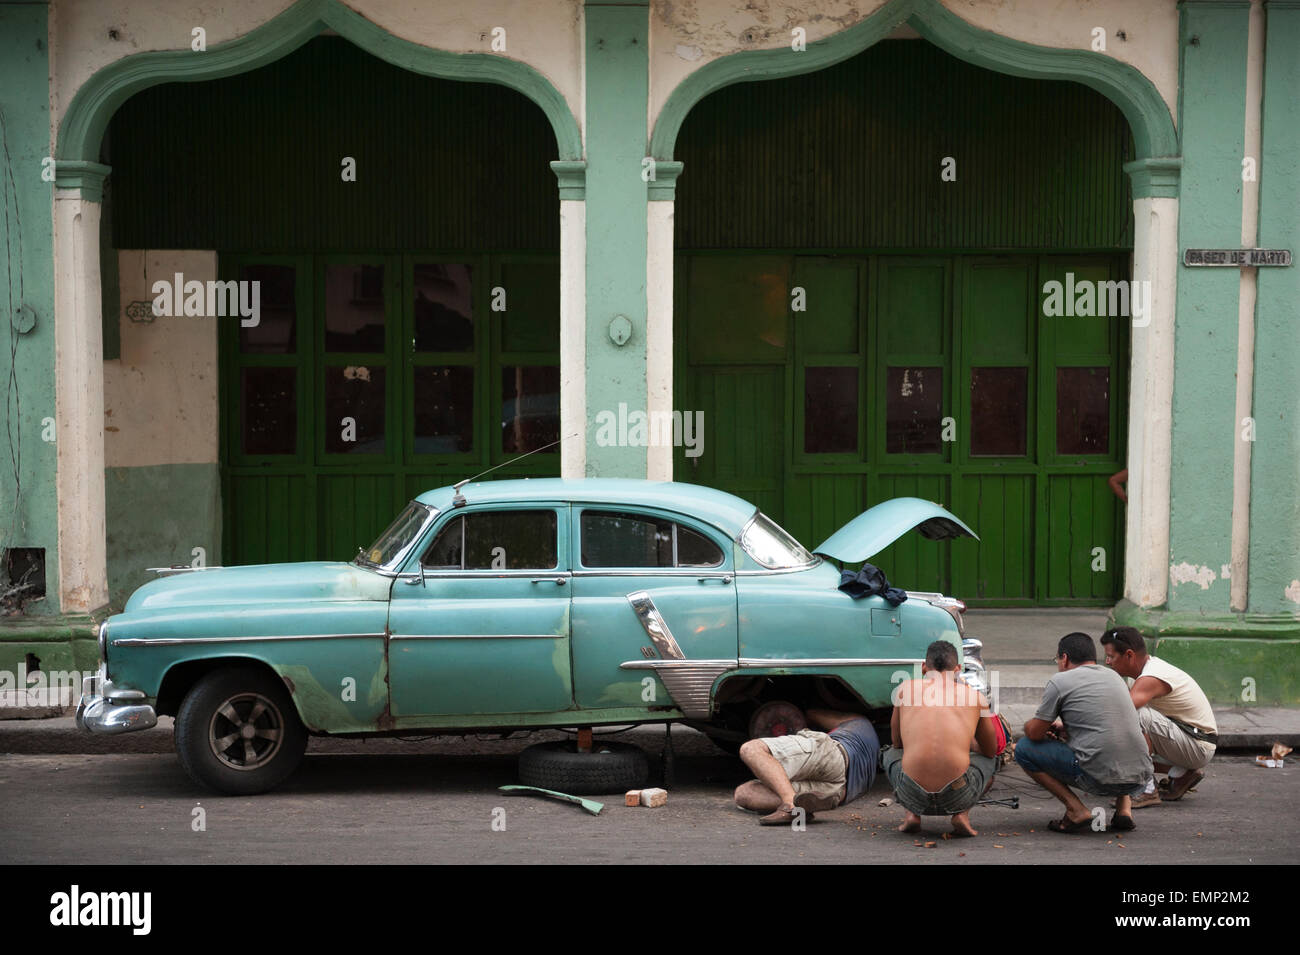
left=838, top=565, right=908, bottom=606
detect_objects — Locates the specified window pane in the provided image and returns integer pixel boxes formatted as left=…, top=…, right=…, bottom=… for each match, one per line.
left=1056, top=367, right=1110, bottom=455
left=886, top=366, right=943, bottom=454
left=414, top=366, right=474, bottom=453
left=238, top=265, right=296, bottom=354
left=413, top=264, right=473, bottom=352
left=677, top=526, right=724, bottom=567
left=502, top=365, right=560, bottom=454
left=324, top=365, right=386, bottom=454
left=970, top=366, right=1027, bottom=456
left=421, top=512, right=558, bottom=570
left=240, top=367, right=296, bottom=455
left=324, top=264, right=385, bottom=353
left=805, top=366, right=858, bottom=454
left=581, top=511, right=673, bottom=568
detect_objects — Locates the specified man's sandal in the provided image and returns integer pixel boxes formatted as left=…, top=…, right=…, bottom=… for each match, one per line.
left=759, top=805, right=810, bottom=825
left=1047, top=816, right=1094, bottom=833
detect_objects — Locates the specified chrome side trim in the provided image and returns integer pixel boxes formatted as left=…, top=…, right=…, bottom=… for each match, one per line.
left=389, top=633, right=563, bottom=640
left=146, top=565, right=226, bottom=576
left=113, top=633, right=387, bottom=647
left=626, top=591, right=685, bottom=660
left=732, top=562, right=823, bottom=577
left=398, top=570, right=569, bottom=580
left=737, top=657, right=925, bottom=668
left=571, top=569, right=728, bottom=578
left=618, top=659, right=736, bottom=719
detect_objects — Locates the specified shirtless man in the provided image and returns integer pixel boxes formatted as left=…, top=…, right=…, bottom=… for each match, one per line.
left=883, top=640, right=999, bottom=837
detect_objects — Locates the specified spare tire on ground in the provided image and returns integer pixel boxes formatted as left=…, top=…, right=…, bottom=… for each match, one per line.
left=518, top=739, right=649, bottom=794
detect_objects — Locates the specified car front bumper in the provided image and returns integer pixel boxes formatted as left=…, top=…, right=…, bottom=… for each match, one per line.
left=75, top=669, right=158, bottom=735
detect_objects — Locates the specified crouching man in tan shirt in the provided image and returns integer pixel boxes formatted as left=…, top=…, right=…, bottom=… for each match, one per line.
left=1101, top=626, right=1217, bottom=807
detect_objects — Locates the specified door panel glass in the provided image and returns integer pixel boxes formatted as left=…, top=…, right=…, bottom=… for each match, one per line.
left=1056, top=366, right=1110, bottom=455
left=677, top=526, right=724, bottom=567
left=240, top=367, right=296, bottom=455
left=413, top=263, right=473, bottom=352
left=238, top=264, right=296, bottom=354
left=324, top=264, right=385, bottom=353
left=324, top=365, right=386, bottom=454
left=422, top=511, right=558, bottom=569
left=804, top=366, right=858, bottom=454
left=501, top=365, right=560, bottom=454
left=581, top=511, right=673, bottom=568
left=970, top=366, right=1027, bottom=456
left=886, top=366, right=943, bottom=454
left=413, top=366, right=474, bottom=453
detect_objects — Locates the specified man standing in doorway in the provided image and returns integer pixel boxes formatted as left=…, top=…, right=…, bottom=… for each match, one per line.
left=1101, top=626, right=1217, bottom=807
left=1015, top=632, right=1152, bottom=833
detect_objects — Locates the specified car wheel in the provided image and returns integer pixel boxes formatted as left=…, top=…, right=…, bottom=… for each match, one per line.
left=174, top=667, right=307, bottom=796
left=517, top=740, right=648, bottom=795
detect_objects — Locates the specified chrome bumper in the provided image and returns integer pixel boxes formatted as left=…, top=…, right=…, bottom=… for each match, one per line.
left=75, top=670, right=158, bottom=735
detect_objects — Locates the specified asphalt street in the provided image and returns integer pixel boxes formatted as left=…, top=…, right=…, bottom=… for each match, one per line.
left=0, top=726, right=1292, bottom=865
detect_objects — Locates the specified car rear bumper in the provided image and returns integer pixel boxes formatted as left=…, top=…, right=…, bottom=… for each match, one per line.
left=75, top=669, right=158, bottom=735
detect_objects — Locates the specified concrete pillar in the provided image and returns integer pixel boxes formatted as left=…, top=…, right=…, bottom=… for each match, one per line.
left=52, top=173, right=110, bottom=613
left=645, top=198, right=674, bottom=482
left=553, top=160, right=589, bottom=481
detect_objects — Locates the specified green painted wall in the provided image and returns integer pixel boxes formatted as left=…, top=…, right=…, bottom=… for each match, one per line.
left=1250, top=2, right=1300, bottom=617
left=676, top=40, right=1135, bottom=251
left=0, top=3, right=60, bottom=616
left=105, top=463, right=222, bottom=610
left=583, top=1, right=649, bottom=477
left=1166, top=1, right=1248, bottom=613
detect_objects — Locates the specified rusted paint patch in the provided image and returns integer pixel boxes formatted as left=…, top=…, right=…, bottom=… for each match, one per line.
left=1285, top=580, right=1300, bottom=604
left=1170, top=562, right=1216, bottom=590
left=654, top=0, right=874, bottom=55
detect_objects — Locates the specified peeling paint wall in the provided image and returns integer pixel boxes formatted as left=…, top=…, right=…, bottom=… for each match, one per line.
left=649, top=0, right=1180, bottom=136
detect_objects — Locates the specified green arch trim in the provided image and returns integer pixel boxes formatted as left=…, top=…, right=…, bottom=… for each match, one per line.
left=56, top=0, right=583, bottom=166
left=650, top=0, right=1179, bottom=195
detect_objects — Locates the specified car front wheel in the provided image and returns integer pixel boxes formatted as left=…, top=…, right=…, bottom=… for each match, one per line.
left=175, top=667, right=307, bottom=795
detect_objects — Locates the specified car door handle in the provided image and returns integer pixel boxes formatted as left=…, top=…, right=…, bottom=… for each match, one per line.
left=697, top=575, right=732, bottom=584
left=531, top=577, right=567, bottom=586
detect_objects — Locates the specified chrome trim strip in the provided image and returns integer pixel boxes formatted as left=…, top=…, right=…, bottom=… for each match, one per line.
left=389, top=633, right=563, bottom=640
left=398, top=570, right=569, bottom=580
left=737, top=657, right=925, bottom=668
left=113, top=633, right=387, bottom=647
left=732, top=563, right=823, bottom=576
left=619, top=659, right=738, bottom=669
left=571, top=569, right=728, bottom=578
left=626, top=591, right=685, bottom=660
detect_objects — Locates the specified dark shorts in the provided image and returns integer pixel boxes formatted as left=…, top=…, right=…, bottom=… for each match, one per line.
left=881, top=747, right=997, bottom=816
left=1013, top=738, right=1147, bottom=797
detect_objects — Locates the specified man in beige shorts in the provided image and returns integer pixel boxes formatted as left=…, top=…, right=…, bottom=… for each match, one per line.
left=733, top=709, right=881, bottom=825
left=1101, top=626, right=1217, bottom=807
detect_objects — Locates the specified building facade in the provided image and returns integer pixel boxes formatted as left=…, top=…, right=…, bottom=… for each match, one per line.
left=1, top=0, right=1296, bottom=702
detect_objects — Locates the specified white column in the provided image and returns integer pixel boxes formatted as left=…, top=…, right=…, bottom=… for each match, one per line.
left=645, top=201, right=675, bottom=481
left=560, top=198, right=587, bottom=479
left=53, top=190, right=108, bottom=613
left=1124, top=196, right=1179, bottom=609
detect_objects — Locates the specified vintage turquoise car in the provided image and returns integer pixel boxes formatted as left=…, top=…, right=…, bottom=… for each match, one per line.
left=77, top=478, right=983, bottom=795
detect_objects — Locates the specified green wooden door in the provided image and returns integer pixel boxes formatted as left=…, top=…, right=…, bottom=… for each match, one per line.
left=220, top=254, right=561, bottom=567
left=677, top=252, right=1127, bottom=606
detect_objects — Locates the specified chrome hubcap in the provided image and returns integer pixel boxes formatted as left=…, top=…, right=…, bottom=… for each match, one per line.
left=208, top=692, right=285, bottom=771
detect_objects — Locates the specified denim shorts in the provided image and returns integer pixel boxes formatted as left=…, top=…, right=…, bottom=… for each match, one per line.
left=1013, top=737, right=1147, bottom=797
left=881, top=746, right=997, bottom=816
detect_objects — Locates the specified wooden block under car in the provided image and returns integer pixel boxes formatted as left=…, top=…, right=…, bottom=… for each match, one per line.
left=639, top=788, right=668, bottom=808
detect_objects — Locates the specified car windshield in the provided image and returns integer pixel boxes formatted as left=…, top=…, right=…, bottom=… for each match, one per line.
left=740, top=512, right=816, bottom=569
left=356, top=501, right=434, bottom=569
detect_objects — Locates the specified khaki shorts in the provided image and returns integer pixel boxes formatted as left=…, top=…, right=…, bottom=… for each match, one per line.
left=1140, top=707, right=1215, bottom=770
left=763, top=730, right=848, bottom=804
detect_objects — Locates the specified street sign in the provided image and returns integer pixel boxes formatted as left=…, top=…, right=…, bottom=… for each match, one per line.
left=1183, top=248, right=1292, bottom=267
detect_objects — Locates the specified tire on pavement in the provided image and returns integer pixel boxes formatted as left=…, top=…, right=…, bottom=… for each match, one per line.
left=517, top=739, right=649, bottom=794
left=175, top=666, right=308, bottom=796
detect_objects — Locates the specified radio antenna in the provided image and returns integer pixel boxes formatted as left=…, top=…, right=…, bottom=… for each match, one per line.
left=452, top=432, right=581, bottom=507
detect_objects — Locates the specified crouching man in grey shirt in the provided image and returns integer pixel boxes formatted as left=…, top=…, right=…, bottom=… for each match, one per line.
left=1014, top=632, right=1153, bottom=834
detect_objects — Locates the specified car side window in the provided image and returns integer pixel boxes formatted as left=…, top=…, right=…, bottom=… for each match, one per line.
left=422, top=510, right=558, bottom=570
left=580, top=510, right=724, bottom=568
